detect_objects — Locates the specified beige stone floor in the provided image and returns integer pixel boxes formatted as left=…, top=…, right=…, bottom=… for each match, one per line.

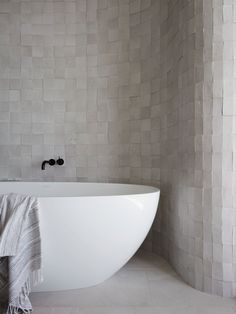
left=31, top=252, right=236, bottom=314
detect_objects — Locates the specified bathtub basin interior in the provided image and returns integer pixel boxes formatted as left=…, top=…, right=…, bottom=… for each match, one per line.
left=0, top=182, right=160, bottom=292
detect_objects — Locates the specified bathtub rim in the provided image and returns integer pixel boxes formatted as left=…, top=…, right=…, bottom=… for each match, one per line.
left=0, top=181, right=160, bottom=198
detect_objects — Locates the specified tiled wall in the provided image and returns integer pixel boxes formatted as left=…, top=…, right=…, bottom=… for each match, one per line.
left=152, top=0, right=236, bottom=297
left=153, top=0, right=201, bottom=291
left=211, top=0, right=236, bottom=297
left=1, top=0, right=235, bottom=297
left=0, top=0, right=160, bottom=186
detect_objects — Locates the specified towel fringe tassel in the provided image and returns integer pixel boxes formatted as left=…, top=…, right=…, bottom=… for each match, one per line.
left=6, top=270, right=43, bottom=314
left=7, top=304, right=31, bottom=314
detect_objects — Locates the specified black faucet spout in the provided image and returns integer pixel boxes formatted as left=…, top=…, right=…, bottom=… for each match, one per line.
left=41, top=161, right=47, bottom=170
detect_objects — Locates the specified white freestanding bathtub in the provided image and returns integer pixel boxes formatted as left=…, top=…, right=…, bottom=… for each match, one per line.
left=0, top=182, right=160, bottom=292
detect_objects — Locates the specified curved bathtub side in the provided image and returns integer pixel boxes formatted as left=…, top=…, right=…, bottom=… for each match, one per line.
left=33, top=191, right=159, bottom=292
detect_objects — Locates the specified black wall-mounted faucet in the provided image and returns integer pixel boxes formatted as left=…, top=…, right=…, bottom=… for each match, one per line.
left=41, top=159, right=56, bottom=170
left=41, top=158, right=64, bottom=170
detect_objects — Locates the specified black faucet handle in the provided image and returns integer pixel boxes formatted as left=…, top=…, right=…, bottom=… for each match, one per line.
left=48, top=159, right=56, bottom=166
left=56, top=157, right=64, bottom=166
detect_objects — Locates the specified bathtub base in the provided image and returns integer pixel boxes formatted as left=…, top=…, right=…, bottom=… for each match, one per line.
left=34, top=193, right=158, bottom=292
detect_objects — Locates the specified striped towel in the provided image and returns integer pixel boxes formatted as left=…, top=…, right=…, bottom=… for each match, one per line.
left=0, top=194, right=42, bottom=314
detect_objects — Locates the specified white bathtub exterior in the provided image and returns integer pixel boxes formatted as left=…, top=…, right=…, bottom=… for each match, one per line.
left=0, top=182, right=160, bottom=292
